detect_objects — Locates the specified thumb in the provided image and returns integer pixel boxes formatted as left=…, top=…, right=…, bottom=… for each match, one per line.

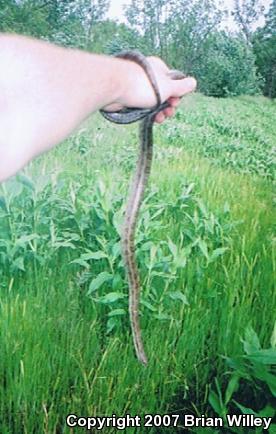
left=170, top=76, right=197, bottom=98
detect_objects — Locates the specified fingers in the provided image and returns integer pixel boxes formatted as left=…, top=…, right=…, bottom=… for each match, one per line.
left=171, top=76, right=197, bottom=98
left=155, top=106, right=175, bottom=123
left=164, top=106, right=174, bottom=117
left=155, top=112, right=165, bottom=123
left=154, top=77, right=196, bottom=123
left=168, top=96, right=181, bottom=107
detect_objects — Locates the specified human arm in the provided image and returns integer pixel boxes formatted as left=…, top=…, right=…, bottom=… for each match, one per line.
left=0, top=34, right=196, bottom=182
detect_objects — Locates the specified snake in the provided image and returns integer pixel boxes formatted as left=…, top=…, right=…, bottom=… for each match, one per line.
left=100, top=51, right=185, bottom=365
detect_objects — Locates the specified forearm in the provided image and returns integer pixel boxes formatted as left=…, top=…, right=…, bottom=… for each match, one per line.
left=0, top=34, right=196, bottom=182
left=0, top=34, right=134, bottom=181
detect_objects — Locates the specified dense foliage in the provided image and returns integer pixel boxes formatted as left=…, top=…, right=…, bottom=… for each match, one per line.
left=0, top=94, right=275, bottom=433
left=253, top=0, right=276, bottom=97
left=0, top=0, right=275, bottom=98
left=193, top=32, right=260, bottom=97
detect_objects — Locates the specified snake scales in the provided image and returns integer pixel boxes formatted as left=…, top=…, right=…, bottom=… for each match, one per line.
left=100, top=51, right=185, bottom=365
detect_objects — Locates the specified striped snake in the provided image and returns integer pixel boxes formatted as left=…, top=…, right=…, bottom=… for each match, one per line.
left=100, top=51, right=185, bottom=365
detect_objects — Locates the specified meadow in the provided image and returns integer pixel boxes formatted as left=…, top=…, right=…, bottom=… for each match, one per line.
left=0, top=94, right=275, bottom=433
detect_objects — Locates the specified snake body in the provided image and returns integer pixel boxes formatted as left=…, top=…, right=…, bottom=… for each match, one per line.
left=100, top=52, right=185, bottom=365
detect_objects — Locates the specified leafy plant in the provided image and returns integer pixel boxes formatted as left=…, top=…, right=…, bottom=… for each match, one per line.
left=208, top=327, right=276, bottom=433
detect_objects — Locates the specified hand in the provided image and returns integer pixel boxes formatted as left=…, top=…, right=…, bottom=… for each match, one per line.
left=103, top=55, right=197, bottom=123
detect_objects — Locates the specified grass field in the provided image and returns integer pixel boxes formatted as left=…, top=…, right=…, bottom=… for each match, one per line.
left=0, top=94, right=275, bottom=433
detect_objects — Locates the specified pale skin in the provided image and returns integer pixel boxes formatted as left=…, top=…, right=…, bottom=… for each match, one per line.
left=0, top=34, right=197, bottom=183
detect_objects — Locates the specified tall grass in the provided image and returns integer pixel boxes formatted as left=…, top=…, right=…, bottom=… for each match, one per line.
left=0, top=94, right=275, bottom=433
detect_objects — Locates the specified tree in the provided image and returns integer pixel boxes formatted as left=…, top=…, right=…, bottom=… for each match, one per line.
left=232, top=0, right=265, bottom=44
left=0, top=1, right=110, bottom=49
left=66, top=0, right=110, bottom=49
left=124, top=0, right=225, bottom=73
left=0, top=0, right=54, bottom=37
left=124, top=0, right=169, bottom=56
left=166, top=0, right=225, bottom=72
left=90, top=20, right=141, bottom=54
left=196, top=32, right=260, bottom=96
left=253, top=0, right=276, bottom=97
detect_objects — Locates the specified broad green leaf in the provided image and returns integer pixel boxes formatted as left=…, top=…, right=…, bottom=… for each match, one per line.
left=252, top=363, right=276, bottom=396
left=70, top=258, right=89, bottom=267
left=167, top=238, right=178, bottom=258
left=248, top=348, right=276, bottom=365
left=150, top=244, right=158, bottom=263
left=61, top=231, right=80, bottom=241
left=150, top=207, right=165, bottom=221
left=209, top=247, right=228, bottom=262
left=112, top=210, right=123, bottom=235
left=197, top=238, right=209, bottom=259
left=140, top=300, right=157, bottom=312
left=96, top=292, right=126, bottom=304
left=80, top=251, right=107, bottom=260
left=224, top=356, right=248, bottom=375
left=208, top=390, right=222, bottom=415
left=87, top=272, right=113, bottom=295
left=70, top=251, right=107, bottom=265
left=243, top=326, right=261, bottom=354
left=233, top=400, right=256, bottom=415
left=106, top=317, right=117, bottom=334
left=112, top=273, right=123, bottom=291
left=168, top=291, right=189, bottom=305
left=108, top=308, right=126, bottom=317
left=225, top=374, right=240, bottom=405
left=112, top=242, right=121, bottom=260
left=53, top=241, right=76, bottom=250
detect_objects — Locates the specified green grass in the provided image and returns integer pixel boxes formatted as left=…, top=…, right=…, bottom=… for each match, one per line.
left=0, top=94, right=275, bottom=433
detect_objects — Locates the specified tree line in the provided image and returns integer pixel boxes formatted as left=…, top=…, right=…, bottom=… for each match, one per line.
left=0, top=0, right=275, bottom=98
